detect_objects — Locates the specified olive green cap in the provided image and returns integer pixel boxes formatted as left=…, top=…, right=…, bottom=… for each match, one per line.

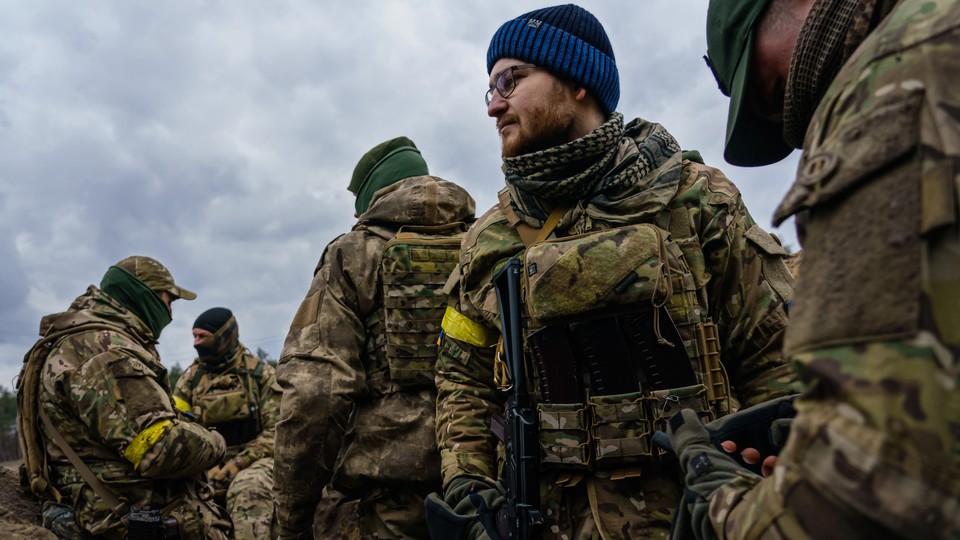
left=348, top=136, right=429, bottom=215
left=706, top=0, right=793, bottom=167
left=348, top=136, right=419, bottom=195
left=114, top=255, right=197, bottom=300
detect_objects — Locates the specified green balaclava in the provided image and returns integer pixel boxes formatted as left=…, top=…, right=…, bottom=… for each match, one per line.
left=347, top=136, right=429, bottom=216
left=100, top=266, right=172, bottom=339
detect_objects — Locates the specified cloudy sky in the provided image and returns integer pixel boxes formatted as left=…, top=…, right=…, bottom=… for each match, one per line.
left=0, top=0, right=801, bottom=387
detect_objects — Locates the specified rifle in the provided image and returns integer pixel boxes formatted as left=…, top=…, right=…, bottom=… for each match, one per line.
left=493, top=258, right=543, bottom=539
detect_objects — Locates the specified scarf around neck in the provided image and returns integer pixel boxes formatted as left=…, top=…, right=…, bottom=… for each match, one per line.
left=100, top=266, right=171, bottom=339
left=503, top=113, right=683, bottom=229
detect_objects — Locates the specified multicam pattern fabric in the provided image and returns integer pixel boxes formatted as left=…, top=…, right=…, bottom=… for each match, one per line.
left=30, top=286, right=229, bottom=539
left=381, top=226, right=464, bottom=388
left=695, top=0, right=960, bottom=537
left=436, top=117, right=799, bottom=539
left=174, top=349, right=280, bottom=540
left=227, top=457, right=277, bottom=540
left=274, top=176, right=475, bottom=539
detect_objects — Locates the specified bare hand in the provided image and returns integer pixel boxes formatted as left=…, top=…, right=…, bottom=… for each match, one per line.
left=720, top=440, right=777, bottom=477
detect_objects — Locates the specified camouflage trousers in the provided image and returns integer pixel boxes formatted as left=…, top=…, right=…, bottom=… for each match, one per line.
left=56, top=479, right=230, bottom=540
left=313, top=485, right=435, bottom=539
left=536, top=462, right=679, bottom=540
left=226, top=457, right=277, bottom=540
left=708, top=344, right=960, bottom=539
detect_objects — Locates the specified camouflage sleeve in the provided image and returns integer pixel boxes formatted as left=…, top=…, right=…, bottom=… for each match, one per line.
left=682, top=164, right=801, bottom=407
left=68, top=347, right=225, bottom=479
left=274, top=231, right=379, bottom=535
left=172, top=361, right=199, bottom=405
left=234, top=359, right=281, bottom=466
left=436, top=333, right=503, bottom=490
left=437, top=210, right=520, bottom=493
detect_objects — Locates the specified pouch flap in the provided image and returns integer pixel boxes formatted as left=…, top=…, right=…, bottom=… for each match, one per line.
left=524, top=224, right=670, bottom=324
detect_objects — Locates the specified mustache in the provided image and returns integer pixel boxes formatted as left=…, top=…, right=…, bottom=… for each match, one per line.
left=496, top=114, right=518, bottom=131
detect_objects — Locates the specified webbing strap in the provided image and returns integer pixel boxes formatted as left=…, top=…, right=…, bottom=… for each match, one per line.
left=498, top=189, right=538, bottom=246
left=497, top=189, right=570, bottom=247
left=38, top=406, right=129, bottom=519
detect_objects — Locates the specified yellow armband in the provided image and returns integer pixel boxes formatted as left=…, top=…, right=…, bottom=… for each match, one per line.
left=441, top=306, right=498, bottom=347
left=172, top=396, right=191, bottom=413
left=123, top=419, right=172, bottom=470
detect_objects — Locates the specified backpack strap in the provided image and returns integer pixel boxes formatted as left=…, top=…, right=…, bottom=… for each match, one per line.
left=190, top=363, right=208, bottom=389
left=252, top=358, right=265, bottom=381
left=38, top=400, right=129, bottom=519
left=498, top=188, right=539, bottom=246
left=17, top=323, right=124, bottom=503
left=498, top=188, right=569, bottom=246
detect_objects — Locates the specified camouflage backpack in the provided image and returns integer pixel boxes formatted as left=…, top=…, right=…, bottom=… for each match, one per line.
left=16, top=316, right=120, bottom=503
left=379, top=222, right=466, bottom=388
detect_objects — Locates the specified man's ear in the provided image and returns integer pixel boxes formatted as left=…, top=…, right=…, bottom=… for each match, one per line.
left=574, top=86, right=588, bottom=101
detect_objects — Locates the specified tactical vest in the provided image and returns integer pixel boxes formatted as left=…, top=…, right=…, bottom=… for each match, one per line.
left=188, top=354, right=264, bottom=448
left=499, top=192, right=729, bottom=474
left=378, top=223, right=465, bottom=389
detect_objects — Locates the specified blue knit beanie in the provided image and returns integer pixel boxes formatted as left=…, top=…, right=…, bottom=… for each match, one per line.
left=487, top=4, right=619, bottom=115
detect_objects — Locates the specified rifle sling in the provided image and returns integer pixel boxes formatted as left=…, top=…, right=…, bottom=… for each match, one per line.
left=38, top=406, right=129, bottom=519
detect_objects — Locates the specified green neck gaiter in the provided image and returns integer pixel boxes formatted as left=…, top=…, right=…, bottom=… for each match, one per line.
left=354, top=146, right=429, bottom=215
left=100, top=266, right=172, bottom=339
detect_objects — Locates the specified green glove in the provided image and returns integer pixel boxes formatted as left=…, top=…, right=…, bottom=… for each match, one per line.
left=424, top=476, right=506, bottom=540
left=666, top=408, right=753, bottom=540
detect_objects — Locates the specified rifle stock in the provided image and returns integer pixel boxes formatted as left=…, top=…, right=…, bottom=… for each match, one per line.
left=493, top=258, right=543, bottom=539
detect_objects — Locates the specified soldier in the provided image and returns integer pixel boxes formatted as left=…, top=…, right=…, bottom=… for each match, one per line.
left=660, top=0, right=960, bottom=538
left=17, top=255, right=231, bottom=539
left=426, top=4, right=800, bottom=539
left=273, top=137, right=476, bottom=539
left=173, top=307, right=280, bottom=540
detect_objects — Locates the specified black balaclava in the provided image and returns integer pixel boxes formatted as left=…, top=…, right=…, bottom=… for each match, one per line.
left=193, top=307, right=240, bottom=369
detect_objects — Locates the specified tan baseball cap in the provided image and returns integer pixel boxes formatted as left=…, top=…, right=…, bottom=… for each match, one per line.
left=114, top=255, right=197, bottom=300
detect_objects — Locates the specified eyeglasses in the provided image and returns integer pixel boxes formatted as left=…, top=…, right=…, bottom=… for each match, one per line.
left=485, top=64, right=537, bottom=106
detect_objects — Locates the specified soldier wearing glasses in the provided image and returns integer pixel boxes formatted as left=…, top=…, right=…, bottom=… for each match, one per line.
left=428, top=4, right=800, bottom=539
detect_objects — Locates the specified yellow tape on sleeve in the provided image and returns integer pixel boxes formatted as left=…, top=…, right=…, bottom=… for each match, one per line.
left=441, top=306, right=498, bottom=347
left=172, top=396, right=191, bottom=413
left=123, top=419, right=173, bottom=469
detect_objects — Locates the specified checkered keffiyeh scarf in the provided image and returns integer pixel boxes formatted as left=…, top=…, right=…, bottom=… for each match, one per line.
left=504, top=113, right=683, bottom=227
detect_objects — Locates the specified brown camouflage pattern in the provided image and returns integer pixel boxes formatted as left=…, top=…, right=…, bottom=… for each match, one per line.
left=703, top=0, right=960, bottom=537
left=175, top=349, right=280, bottom=540
left=32, top=286, right=229, bottom=539
left=437, top=118, right=799, bottom=539
left=274, top=176, right=475, bottom=538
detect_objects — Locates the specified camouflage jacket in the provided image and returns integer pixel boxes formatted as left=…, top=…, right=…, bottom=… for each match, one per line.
left=701, top=0, right=960, bottom=537
left=35, top=286, right=226, bottom=538
left=436, top=118, right=799, bottom=537
left=174, top=348, right=280, bottom=468
left=274, top=176, right=476, bottom=535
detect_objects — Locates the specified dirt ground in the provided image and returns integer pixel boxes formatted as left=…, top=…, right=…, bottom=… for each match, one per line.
left=0, top=461, right=56, bottom=539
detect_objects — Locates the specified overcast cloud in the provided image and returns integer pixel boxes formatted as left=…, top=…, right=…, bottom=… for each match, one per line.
left=0, top=0, right=800, bottom=386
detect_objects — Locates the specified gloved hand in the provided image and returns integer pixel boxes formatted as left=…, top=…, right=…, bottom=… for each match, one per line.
left=424, top=476, right=506, bottom=540
left=664, top=408, right=750, bottom=540
left=206, top=456, right=243, bottom=495
left=653, top=395, right=796, bottom=476
left=705, top=395, right=796, bottom=475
